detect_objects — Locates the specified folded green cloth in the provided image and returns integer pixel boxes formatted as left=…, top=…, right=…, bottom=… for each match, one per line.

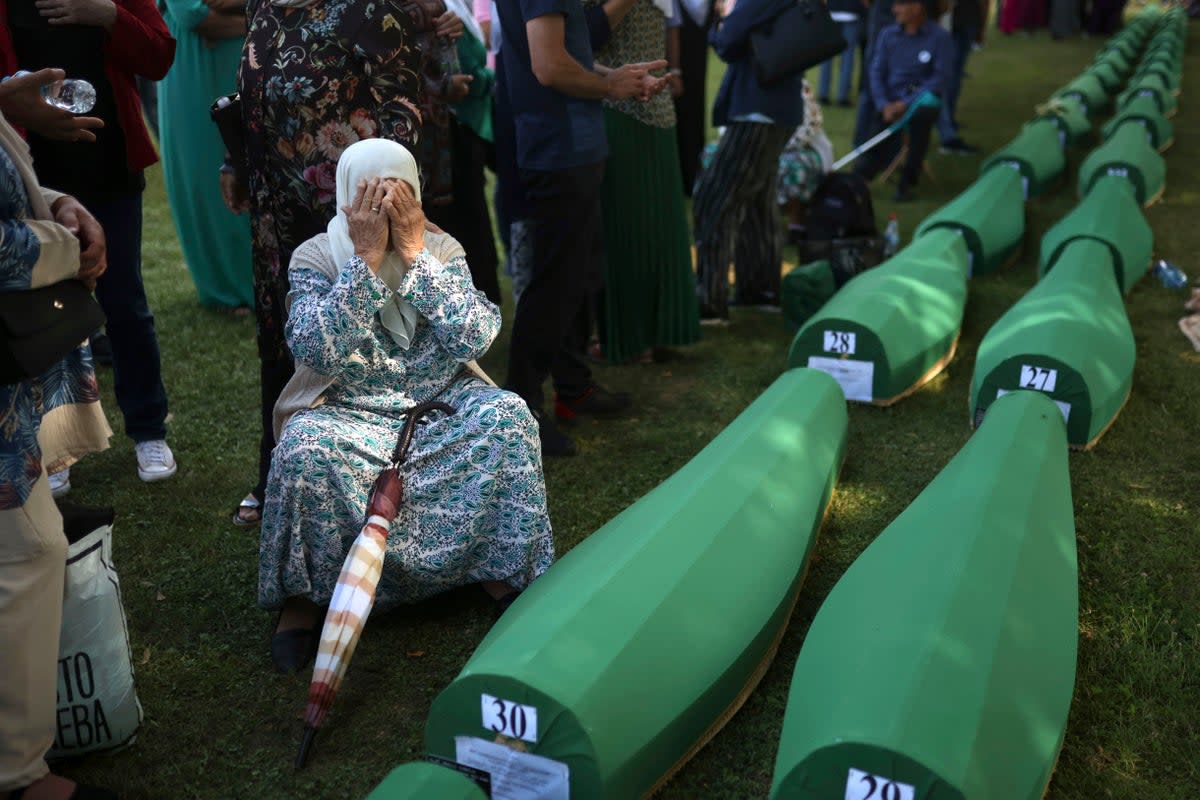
left=781, top=259, right=838, bottom=329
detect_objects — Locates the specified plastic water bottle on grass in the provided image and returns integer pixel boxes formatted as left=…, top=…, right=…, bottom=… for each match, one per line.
left=883, top=213, right=901, bottom=258
left=6, top=70, right=96, bottom=114
left=1152, top=259, right=1188, bottom=289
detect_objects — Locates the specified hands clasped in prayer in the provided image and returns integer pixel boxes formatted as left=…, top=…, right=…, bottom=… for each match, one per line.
left=345, top=177, right=428, bottom=274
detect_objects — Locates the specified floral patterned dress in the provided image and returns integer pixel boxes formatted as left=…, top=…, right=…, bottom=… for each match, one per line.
left=258, top=236, right=554, bottom=610
left=238, top=0, right=428, bottom=362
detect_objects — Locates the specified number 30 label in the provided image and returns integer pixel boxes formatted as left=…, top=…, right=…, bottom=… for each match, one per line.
left=845, top=768, right=915, bottom=800
left=481, top=694, right=538, bottom=743
left=1020, top=364, right=1058, bottom=392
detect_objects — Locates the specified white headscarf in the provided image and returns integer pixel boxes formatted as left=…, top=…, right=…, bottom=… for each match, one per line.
left=443, top=0, right=486, bottom=46
left=327, top=138, right=422, bottom=350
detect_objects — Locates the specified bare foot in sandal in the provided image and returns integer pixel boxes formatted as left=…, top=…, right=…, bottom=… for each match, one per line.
left=233, top=492, right=262, bottom=527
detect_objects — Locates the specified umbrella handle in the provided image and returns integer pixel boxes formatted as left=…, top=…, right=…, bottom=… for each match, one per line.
left=390, top=400, right=456, bottom=466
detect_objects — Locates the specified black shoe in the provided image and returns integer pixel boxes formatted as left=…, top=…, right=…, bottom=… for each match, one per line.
left=939, top=138, right=979, bottom=155
left=837, top=98, right=853, bottom=108
left=270, top=617, right=321, bottom=674
left=554, top=384, right=632, bottom=422
left=532, top=409, right=577, bottom=457
left=893, top=184, right=917, bottom=203
left=817, top=95, right=831, bottom=105
left=89, top=330, right=112, bottom=366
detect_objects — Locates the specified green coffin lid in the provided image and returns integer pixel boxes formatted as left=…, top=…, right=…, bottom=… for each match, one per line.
left=1118, top=76, right=1177, bottom=117
left=1084, top=61, right=1123, bottom=92
left=1133, top=62, right=1180, bottom=92
left=1053, top=73, right=1109, bottom=116
left=1078, top=119, right=1166, bottom=207
left=916, top=166, right=1025, bottom=275
left=1092, top=48, right=1131, bottom=77
left=1040, top=175, right=1151, bottom=294
left=787, top=229, right=968, bottom=405
left=1103, top=94, right=1174, bottom=151
left=1036, top=95, right=1092, bottom=147
left=769, top=389, right=1077, bottom=800
left=364, top=763, right=488, bottom=800
left=426, top=368, right=848, bottom=800
left=782, top=259, right=838, bottom=330
left=1099, top=37, right=1138, bottom=62
left=980, top=118, right=1065, bottom=198
left=972, top=239, right=1134, bottom=449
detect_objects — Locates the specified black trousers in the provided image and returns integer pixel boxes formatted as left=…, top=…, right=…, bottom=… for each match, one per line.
left=674, top=13, right=710, bottom=194
left=504, top=162, right=605, bottom=412
left=854, top=104, right=940, bottom=188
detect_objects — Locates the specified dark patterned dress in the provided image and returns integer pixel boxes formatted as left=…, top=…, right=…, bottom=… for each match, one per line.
left=258, top=236, right=553, bottom=610
left=238, top=0, right=427, bottom=362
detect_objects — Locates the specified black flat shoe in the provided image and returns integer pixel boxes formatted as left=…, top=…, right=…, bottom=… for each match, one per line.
left=271, top=620, right=320, bottom=674
left=496, top=590, right=522, bottom=615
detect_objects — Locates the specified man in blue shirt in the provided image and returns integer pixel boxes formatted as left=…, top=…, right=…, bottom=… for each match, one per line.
left=854, top=0, right=954, bottom=201
left=495, top=0, right=667, bottom=455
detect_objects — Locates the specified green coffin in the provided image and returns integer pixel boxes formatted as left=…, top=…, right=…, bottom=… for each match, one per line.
left=1092, top=49, right=1131, bottom=78
left=972, top=239, right=1134, bottom=449
left=1084, top=61, right=1123, bottom=92
left=769, top=389, right=1077, bottom=800
left=1099, top=37, right=1138, bottom=63
left=426, top=367, right=848, bottom=800
left=1040, top=174, right=1151, bottom=294
left=1037, top=95, right=1092, bottom=147
left=364, top=763, right=488, bottom=800
left=1133, top=62, right=1180, bottom=93
left=1053, top=73, right=1109, bottom=116
left=787, top=229, right=968, bottom=404
left=1118, top=76, right=1178, bottom=117
left=1103, top=94, right=1174, bottom=151
left=1078, top=119, right=1166, bottom=207
left=781, top=259, right=837, bottom=329
left=980, top=118, right=1065, bottom=198
left=916, top=166, right=1025, bottom=275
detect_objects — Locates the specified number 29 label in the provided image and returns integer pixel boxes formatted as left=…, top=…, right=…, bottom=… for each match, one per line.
left=481, top=694, right=538, bottom=743
left=845, top=768, right=915, bottom=800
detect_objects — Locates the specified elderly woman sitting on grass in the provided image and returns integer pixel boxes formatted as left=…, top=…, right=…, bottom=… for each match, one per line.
left=260, top=139, right=554, bottom=674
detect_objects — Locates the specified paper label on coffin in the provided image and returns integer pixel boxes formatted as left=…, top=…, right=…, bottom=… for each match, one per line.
left=455, top=737, right=569, bottom=800
left=808, top=356, right=873, bottom=402
left=1000, top=160, right=1029, bottom=199
left=823, top=330, right=857, bottom=355
left=845, top=768, right=916, bottom=800
left=997, top=388, right=1070, bottom=422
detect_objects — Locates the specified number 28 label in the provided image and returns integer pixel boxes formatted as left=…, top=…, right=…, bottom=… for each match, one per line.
left=1020, top=364, right=1058, bottom=392
left=845, top=768, right=915, bottom=800
left=823, top=330, right=857, bottom=355
left=481, top=694, right=538, bottom=743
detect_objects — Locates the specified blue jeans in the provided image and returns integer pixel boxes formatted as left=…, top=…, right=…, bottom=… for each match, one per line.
left=817, top=18, right=862, bottom=103
left=937, top=24, right=978, bottom=142
left=88, top=192, right=169, bottom=443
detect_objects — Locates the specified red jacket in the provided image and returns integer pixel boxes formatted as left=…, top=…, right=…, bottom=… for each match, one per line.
left=0, top=0, right=175, bottom=170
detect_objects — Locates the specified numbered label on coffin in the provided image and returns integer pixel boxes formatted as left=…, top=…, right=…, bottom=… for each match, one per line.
left=845, top=768, right=915, bottom=800
left=481, top=694, right=538, bottom=743
left=823, top=330, right=857, bottom=355
left=807, top=356, right=874, bottom=403
left=1107, top=166, right=1129, bottom=178
left=1018, top=364, right=1058, bottom=392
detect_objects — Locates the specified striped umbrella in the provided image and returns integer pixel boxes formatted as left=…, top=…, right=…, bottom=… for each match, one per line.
left=295, top=400, right=455, bottom=768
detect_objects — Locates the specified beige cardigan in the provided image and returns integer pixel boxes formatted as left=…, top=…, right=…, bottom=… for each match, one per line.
left=272, top=231, right=495, bottom=440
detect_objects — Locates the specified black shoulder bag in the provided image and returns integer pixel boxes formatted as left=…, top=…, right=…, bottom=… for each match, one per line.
left=0, top=280, right=106, bottom=384
left=750, top=0, right=847, bottom=86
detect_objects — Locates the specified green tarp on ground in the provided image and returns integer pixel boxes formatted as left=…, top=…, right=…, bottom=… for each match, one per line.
left=1037, top=95, right=1092, bottom=147
left=1078, top=119, right=1166, bottom=207
left=1103, top=93, right=1174, bottom=151
left=972, top=239, right=1135, bottom=449
left=916, top=166, right=1025, bottom=275
left=781, top=259, right=837, bottom=329
left=1118, top=76, right=1178, bottom=117
left=769, top=389, right=1077, bottom=800
left=981, top=118, right=1065, bottom=198
left=787, top=229, right=968, bottom=405
left=426, top=368, right=847, bottom=800
left=1040, top=174, right=1151, bottom=294
left=1053, top=73, right=1110, bottom=116
left=365, top=763, right=488, bottom=800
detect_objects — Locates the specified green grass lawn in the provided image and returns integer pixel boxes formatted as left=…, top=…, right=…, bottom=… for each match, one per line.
left=58, top=23, right=1199, bottom=799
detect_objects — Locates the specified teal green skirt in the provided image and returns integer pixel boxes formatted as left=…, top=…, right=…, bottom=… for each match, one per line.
left=599, top=110, right=700, bottom=363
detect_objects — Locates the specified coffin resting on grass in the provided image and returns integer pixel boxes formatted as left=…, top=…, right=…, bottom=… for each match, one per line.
left=1037, top=95, right=1091, bottom=147
left=1079, top=120, right=1165, bottom=207
left=972, top=239, right=1134, bottom=449
left=1099, top=36, right=1138, bottom=63
left=915, top=166, right=1025, bottom=275
left=1103, top=94, right=1174, bottom=151
left=787, top=229, right=968, bottom=405
left=769, top=389, right=1077, bottom=800
left=1053, top=73, right=1109, bottom=116
left=1092, top=48, right=1131, bottom=79
left=1133, top=61, right=1180, bottom=94
left=365, top=763, right=487, bottom=800
left=426, top=368, right=848, bottom=800
left=1040, top=175, right=1151, bottom=294
left=1085, top=60, right=1123, bottom=92
left=1118, top=75, right=1178, bottom=117
left=981, top=118, right=1065, bottom=198
left=781, top=259, right=837, bottom=329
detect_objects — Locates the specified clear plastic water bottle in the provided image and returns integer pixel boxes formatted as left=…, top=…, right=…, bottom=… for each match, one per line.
left=883, top=213, right=901, bottom=258
left=7, top=70, right=96, bottom=114
left=1152, top=259, right=1189, bottom=289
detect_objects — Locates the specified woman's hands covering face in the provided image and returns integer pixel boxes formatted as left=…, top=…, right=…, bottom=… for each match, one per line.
left=344, top=177, right=390, bottom=273
left=384, top=181, right=426, bottom=267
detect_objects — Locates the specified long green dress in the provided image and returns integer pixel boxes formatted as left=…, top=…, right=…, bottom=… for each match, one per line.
left=158, top=0, right=254, bottom=310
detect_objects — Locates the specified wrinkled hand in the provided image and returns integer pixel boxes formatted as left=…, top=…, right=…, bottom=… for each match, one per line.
left=385, top=181, right=426, bottom=266
left=220, top=170, right=250, bottom=214
left=345, top=178, right=391, bottom=273
left=52, top=195, right=107, bottom=289
left=435, top=10, right=464, bottom=39
left=36, top=0, right=117, bottom=28
left=0, top=69, right=104, bottom=142
left=446, top=74, right=473, bottom=103
left=604, top=59, right=668, bottom=101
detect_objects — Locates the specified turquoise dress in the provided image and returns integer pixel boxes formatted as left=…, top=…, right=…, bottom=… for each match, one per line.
left=158, top=0, right=254, bottom=309
left=258, top=238, right=554, bottom=610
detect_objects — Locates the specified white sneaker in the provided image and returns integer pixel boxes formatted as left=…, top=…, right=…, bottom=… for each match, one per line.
left=135, top=440, right=177, bottom=482
left=48, top=468, right=71, bottom=498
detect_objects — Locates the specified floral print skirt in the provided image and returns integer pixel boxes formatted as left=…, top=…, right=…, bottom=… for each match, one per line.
left=258, top=378, right=554, bottom=611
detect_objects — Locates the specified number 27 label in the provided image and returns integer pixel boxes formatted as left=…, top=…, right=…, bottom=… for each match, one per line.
left=1020, top=364, right=1058, bottom=392
left=481, top=693, right=538, bottom=743
left=845, top=768, right=915, bottom=800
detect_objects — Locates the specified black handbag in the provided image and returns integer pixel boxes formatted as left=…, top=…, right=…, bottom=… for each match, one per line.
left=210, top=93, right=249, bottom=189
left=0, top=280, right=106, bottom=384
left=750, top=0, right=847, bottom=86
